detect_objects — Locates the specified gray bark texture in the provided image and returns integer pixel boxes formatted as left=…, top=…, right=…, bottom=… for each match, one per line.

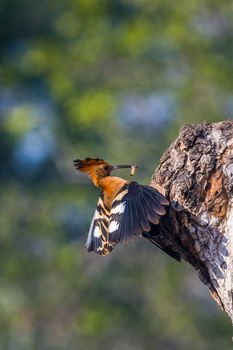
left=150, top=120, right=233, bottom=322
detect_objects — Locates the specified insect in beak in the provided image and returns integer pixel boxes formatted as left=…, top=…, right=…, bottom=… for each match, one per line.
left=130, top=165, right=138, bottom=176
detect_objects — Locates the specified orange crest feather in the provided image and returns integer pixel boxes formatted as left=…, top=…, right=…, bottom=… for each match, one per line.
left=74, top=158, right=107, bottom=172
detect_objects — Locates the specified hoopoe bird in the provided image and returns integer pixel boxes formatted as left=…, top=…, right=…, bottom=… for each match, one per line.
left=74, top=157, right=181, bottom=261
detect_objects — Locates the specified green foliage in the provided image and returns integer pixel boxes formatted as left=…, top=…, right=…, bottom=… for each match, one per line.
left=0, top=0, right=232, bottom=349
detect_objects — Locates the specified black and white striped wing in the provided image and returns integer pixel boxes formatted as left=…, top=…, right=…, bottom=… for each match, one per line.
left=108, top=181, right=169, bottom=244
left=86, top=195, right=114, bottom=255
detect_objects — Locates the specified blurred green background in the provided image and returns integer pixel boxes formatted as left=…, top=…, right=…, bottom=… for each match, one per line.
left=0, top=0, right=233, bottom=349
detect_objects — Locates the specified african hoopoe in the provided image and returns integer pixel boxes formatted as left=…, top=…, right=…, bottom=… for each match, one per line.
left=74, top=157, right=181, bottom=261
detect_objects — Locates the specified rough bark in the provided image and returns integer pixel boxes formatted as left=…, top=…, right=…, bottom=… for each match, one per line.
left=150, top=120, right=233, bottom=322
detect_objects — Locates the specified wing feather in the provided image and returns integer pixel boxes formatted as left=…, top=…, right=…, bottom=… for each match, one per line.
left=109, top=182, right=168, bottom=244
left=107, top=182, right=180, bottom=261
left=86, top=195, right=114, bottom=255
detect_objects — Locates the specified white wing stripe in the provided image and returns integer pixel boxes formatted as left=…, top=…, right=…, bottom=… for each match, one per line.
left=109, top=220, right=119, bottom=233
left=93, top=225, right=101, bottom=238
left=114, top=189, right=128, bottom=202
left=111, top=202, right=126, bottom=215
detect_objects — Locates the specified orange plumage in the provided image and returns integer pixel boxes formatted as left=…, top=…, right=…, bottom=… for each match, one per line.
left=74, top=158, right=130, bottom=208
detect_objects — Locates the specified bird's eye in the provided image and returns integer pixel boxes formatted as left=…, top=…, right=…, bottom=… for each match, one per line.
left=104, top=165, right=109, bottom=171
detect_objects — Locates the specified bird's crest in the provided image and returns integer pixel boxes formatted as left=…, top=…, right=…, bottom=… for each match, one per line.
left=74, top=158, right=108, bottom=172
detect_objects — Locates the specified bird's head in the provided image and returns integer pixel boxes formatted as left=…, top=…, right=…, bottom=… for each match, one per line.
left=74, top=158, right=137, bottom=186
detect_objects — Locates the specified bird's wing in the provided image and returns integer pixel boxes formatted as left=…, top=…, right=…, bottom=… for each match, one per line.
left=108, top=181, right=169, bottom=244
left=86, top=194, right=114, bottom=255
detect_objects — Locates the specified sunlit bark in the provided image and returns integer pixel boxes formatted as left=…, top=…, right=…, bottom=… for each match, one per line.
left=151, top=121, right=233, bottom=322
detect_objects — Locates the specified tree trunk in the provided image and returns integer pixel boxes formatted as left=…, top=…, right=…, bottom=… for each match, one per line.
left=150, top=120, right=233, bottom=322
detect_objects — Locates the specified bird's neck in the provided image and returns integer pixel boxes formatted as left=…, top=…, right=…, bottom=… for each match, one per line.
left=99, top=176, right=128, bottom=210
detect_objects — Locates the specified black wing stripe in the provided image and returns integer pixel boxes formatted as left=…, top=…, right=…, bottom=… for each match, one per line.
left=139, top=194, right=160, bottom=225
left=130, top=198, right=141, bottom=237
left=128, top=199, right=134, bottom=236
left=143, top=186, right=169, bottom=205
left=143, top=232, right=181, bottom=262
left=123, top=196, right=141, bottom=240
left=142, top=188, right=166, bottom=215
left=135, top=196, right=151, bottom=232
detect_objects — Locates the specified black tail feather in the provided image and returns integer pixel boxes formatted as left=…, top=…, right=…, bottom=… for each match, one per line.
left=143, top=232, right=181, bottom=262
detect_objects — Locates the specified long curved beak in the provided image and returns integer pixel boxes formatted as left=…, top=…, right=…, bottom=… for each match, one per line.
left=112, top=164, right=138, bottom=176
left=112, top=165, right=132, bottom=170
